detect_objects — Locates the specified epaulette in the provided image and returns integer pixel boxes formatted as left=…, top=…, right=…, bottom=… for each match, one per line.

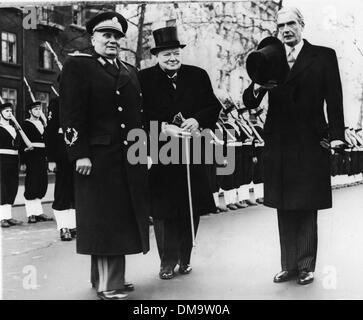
left=68, top=53, right=92, bottom=57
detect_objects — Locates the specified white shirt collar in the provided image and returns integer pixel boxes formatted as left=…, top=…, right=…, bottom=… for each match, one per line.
left=285, top=40, right=304, bottom=59
left=106, top=58, right=117, bottom=66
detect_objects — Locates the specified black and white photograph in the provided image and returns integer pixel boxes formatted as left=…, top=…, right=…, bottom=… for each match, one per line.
left=1, top=0, right=363, bottom=304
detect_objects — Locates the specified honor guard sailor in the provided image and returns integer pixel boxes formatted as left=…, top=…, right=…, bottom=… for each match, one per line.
left=60, top=11, right=150, bottom=300
left=20, top=101, right=52, bottom=223
left=0, top=102, right=22, bottom=228
left=45, top=97, right=76, bottom=241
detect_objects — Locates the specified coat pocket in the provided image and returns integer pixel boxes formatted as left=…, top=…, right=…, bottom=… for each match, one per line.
left=89, top=135, right=112, bottom=146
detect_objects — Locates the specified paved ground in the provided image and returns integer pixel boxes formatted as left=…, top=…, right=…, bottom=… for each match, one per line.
left=1, top=184, right=363, bottom=300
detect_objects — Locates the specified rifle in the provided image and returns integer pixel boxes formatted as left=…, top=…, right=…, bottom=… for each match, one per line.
left=23, top=76, right=48, bottom=126
left=0, top=95, right=34, bottom=150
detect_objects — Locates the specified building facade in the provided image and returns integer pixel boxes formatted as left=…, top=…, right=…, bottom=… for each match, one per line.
left=0, top=4, right=114, bottom=120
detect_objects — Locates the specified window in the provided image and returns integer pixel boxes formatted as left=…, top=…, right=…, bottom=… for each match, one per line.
left=1, top=88, right=17, bottom=112
left=35, top=91, right=49, bottom=115
left=39, top=42, right=53, bottom=70
left=1, top=32, right=17, bottom=63
left=72, top=5, right=82, bottom=25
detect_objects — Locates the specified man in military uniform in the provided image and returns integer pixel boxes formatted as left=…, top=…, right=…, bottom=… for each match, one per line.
left=0, top=102, right=22, bottom=228
left=139, top=26, right=221, bottom=280
left=45, top=97, right=76, bottom=241
left=20, top=101, right=52, bottom=223
left=60, top=11, right=150, bottom=300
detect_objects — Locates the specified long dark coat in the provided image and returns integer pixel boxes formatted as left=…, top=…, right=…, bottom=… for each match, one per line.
left=243, top=40, right=345, bottom=211
left=60, top=53, right=150, bottom=256
left=138, top=64, right=221, bottom=220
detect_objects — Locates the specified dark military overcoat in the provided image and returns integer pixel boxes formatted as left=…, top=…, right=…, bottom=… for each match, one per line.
left=60, top=53, right=150, bottom=255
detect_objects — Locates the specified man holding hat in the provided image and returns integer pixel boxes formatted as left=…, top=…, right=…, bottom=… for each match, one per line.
left=138, top=26, right=221, bottom=280
left=243, top=7, right=345, bottom=285
left=0, top=102, right=23, bottom=228
left=60, top=11, right=150, bottom=300
left=20, top=101, right=52, bottom=224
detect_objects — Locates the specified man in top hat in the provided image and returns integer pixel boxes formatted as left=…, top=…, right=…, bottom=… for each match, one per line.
left=60, top=11, right=150, bottom=300
left=138, top=26, right=221, bottom=280
left=45, top=97, right=76, bottom=241
left=20, top=101, right=52, bottom=224
left=243, top=7, right=345, bottom=285
left=0, top=102, right=23, bottom=228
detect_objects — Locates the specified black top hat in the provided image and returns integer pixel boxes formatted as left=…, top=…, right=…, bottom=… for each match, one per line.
left=0, top=102, right=12, bottom=111
left=86, top=11, right=128, bottom=36
left=246, top=37, right=289, bottom=86
left=26, top=101, right=42, bottom=111
left=150, top=27, right=186, bottom=55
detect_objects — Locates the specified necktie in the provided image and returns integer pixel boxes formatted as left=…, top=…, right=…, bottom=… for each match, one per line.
left=113, top=60, right=119, bottom=70
left=287, top=46, right=296, bottom=69
left=169, top=74, right=177, bottom=89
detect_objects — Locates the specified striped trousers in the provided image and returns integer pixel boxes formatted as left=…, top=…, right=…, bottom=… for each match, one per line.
left=91, top=255, right=125, bottom=292
left=277, top=209, right=318, bottom=272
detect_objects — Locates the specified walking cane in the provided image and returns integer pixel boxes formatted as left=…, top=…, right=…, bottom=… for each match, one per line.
left=184, top=135, right=196, bottom=247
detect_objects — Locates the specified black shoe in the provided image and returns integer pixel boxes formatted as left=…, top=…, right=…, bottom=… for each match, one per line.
left=97, top=290, right=128, bottom=300
left=214, top=206, right=228, bottom=214
left=245, top=199, right=258, bottom=206
left=1, top=219, right=10, bottom=228
left=91, top=282, right=134, bottom=292
left=235, top=201, right=248, bottom=209
left=256, top=197, right=264, bottom=204
left=273, top=270, right=298, bottom=283
left=28, top=215, right=37, bottom=224
left=159, top=267, right=175, bottom=280
left=60, top=228, right=72, bottom=241
left=7, top=218, right=23, bottom=226
left=179, top=264, right=192, bottom=275
left=297, top=271, right=314, bottom=285
left=35, top=214, right=54, bottom=222
left=70, top=228, right=77, bottom=238
left=226, top=204, right=238, bottom=210
left=123, top=282, right=134, bottom=292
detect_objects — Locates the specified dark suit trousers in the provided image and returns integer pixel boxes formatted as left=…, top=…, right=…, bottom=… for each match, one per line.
left=90, top=255, right=125, bottom=292
left=154, top=216, right=200, bottom=269
left=277, top=209, right=318, bottom=272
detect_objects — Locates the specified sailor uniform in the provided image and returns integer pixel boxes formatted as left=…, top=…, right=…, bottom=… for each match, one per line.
left=20, top=119, right=48, bottom=217
left=0, top=124, right=19, bottom=220
left=45, top=97, right=76, bottom=231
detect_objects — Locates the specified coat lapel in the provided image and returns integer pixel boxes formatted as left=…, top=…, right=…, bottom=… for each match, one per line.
left=285, top=40, right=316, bottom=84
left=95, top=54, right=132, bottom=90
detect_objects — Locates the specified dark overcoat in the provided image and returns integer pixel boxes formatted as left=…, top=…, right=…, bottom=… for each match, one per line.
left=60, top=53, right=150, bottom=255
left=243, top=40, right=345, bottom=211
left=138, top=64, right=221, bottom=220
